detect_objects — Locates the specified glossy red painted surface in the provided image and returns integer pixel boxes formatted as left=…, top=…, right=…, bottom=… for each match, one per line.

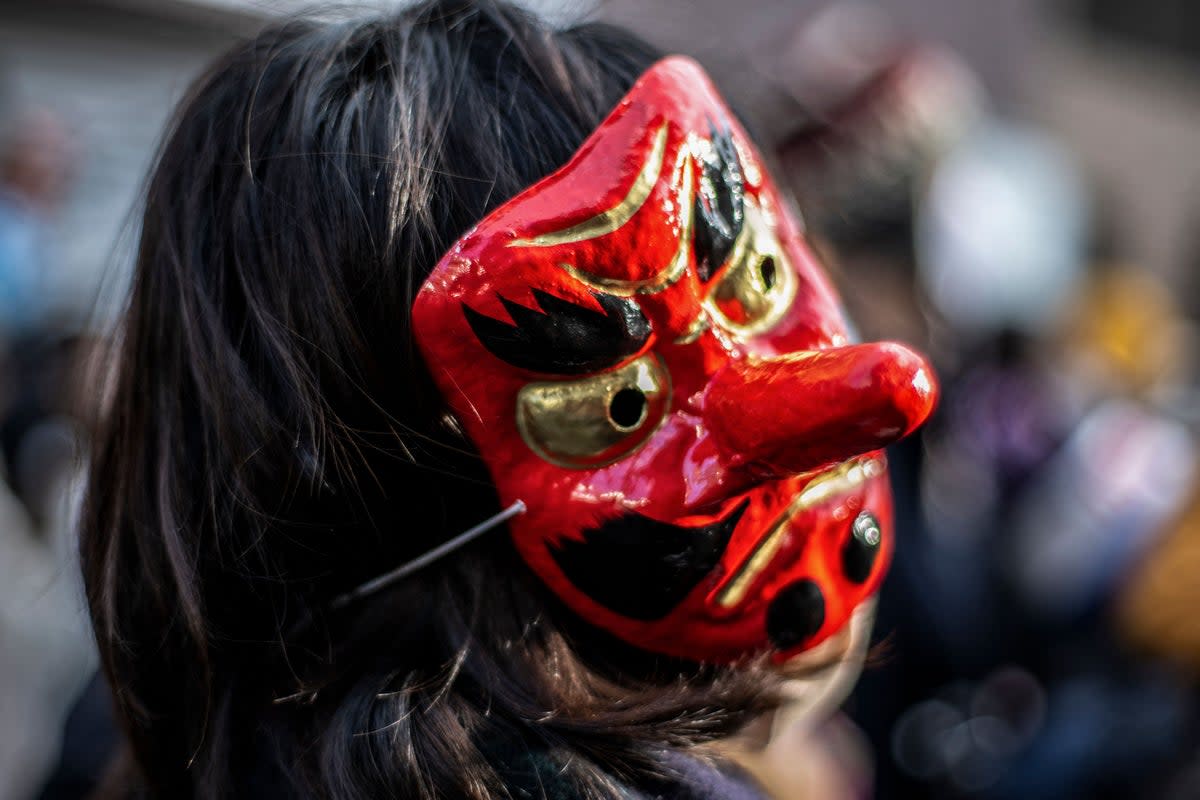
left=704, top=344, right=937, bottom=481
left=412, top=56, right=938, bottom=663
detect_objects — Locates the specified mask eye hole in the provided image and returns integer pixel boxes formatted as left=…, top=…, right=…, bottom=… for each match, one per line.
left=517, top=354, right=670, bottom=468
left=704, top=198, right=798, bottom=339
left=760, top=256, right=777, bottom=291
left=609, top=387, right=648, bottom=430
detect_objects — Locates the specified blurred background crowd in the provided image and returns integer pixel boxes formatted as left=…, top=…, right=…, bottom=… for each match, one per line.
left=1, top=0, right=1198, bottom=798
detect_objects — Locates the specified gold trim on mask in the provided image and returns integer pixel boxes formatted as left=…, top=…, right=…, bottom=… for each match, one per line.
left=558, top=150, right=694, bottom=297
left=673, top=314, right=710, bottom=345
left=670, top=195, right=799, bottom=348
left=702, top=196, right=798, bottom=339
left=510, top=124, right=669, bottom=248
left=516, top=354, right=671, bottom=469
left=714, top=458, right=885, bottom=609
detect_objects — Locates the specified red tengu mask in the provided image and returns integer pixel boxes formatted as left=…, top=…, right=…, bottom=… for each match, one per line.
left=412, top=57, right=937, bottom=663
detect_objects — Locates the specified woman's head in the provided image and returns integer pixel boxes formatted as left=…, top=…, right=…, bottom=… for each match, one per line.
left=82, top=1, right=937, bottom=796
left=83, top=3, right=781, bottom=798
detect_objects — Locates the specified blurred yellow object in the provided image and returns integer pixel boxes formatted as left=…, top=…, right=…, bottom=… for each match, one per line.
left=1062, top=267, right=1188, bottom=397
left=1118, top=482, right=1200, bottom=673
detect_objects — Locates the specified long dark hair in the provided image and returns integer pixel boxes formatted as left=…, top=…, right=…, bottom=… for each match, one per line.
left=81, top=3, right=779, bottom=797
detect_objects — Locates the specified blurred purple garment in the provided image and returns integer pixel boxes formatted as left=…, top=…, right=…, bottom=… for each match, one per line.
left=657, top=750, right=769, bottom=800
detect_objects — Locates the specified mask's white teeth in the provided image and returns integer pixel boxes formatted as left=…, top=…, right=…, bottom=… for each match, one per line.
left=714, top=456, right=884, bottom=609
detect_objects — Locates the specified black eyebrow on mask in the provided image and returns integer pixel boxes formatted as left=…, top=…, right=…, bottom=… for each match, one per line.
left=462, top=289, right=651, bottom=375
left=549, top=499, right=750, bottom=621
left=694, top=118, right=746, bottom=282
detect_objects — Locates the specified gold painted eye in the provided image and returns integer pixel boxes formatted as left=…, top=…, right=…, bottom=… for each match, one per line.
left=516, top=354, right=670, bottom=468
left=705, top=198, right=798, bottom=338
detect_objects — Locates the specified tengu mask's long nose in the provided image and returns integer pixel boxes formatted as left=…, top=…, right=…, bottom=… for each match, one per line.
left=703, top=342, right=937, bottom=479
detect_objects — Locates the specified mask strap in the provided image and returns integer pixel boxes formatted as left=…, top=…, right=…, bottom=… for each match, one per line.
left=330, top=499, right=527, bottom=610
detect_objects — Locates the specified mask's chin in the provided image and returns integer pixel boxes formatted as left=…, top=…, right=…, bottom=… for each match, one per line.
left=772, top=596, right=877, bottom=731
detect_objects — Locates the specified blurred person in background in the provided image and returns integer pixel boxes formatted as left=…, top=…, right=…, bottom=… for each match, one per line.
left=0, top=108, right=73, bottom=340
left=742, top=5, right=1200, bottom=797
left=765, top=8, right=1200, bottom=795
left=0, top=106, right=85, bottom=527
left=0, top=105, right=99, bottom=800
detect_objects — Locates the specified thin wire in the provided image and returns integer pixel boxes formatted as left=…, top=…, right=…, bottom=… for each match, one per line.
left=330, top=499, right=527, bottom=610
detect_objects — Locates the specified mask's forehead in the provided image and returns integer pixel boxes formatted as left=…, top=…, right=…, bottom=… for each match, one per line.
left=420, top=57, right=769, bottom=312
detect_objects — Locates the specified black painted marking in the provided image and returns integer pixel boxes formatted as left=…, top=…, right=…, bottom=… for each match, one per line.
left=550, top=499, right=749, bottom=621
left=694, top=119, right=746, bottom=282
left=463, top=289, right=651, bottom=375
left=766, top=579, right=826, bottom=650
left=760, top=255, right=777, bottom=290
left=842, top=511, right=881, bottom=584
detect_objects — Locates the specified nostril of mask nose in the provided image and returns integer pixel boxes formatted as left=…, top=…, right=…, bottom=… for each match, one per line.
left=701, top=341, right=937, bottom=480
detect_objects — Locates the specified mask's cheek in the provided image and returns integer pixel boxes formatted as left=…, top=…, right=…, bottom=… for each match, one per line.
left=469, top=350, right=679, bottom=523
left=493, top=414, right=734, bottom=637
left=765, top=475, right=895, bottom=663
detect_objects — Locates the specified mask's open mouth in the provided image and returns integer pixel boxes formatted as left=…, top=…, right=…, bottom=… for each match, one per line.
left=713, top=456, right=885, bottom=609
